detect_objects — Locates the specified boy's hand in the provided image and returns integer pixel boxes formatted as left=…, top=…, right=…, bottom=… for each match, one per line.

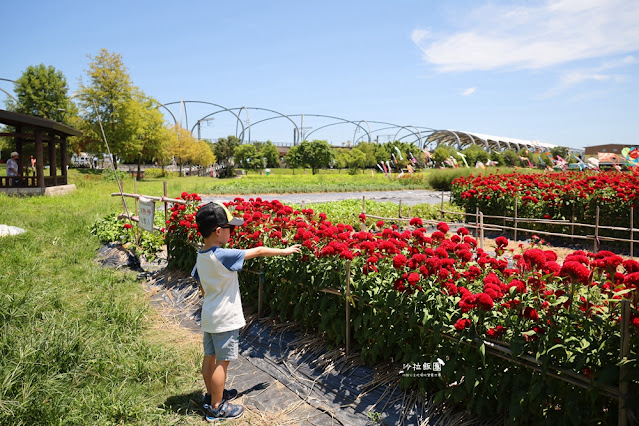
left=283, top=244, right=302, bottom=255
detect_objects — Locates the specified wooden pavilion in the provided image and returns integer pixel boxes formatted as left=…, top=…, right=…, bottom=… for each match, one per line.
left=0, top=109, right=82, bottom=195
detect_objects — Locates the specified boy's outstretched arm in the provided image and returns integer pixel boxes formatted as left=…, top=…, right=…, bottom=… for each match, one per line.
left=244, top=244, right=301, bottom=260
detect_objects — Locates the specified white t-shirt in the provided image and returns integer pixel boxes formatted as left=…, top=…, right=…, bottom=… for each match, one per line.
left=194, top=247, right=246, bottom=333
left=6, top=158, right=18, bottom=176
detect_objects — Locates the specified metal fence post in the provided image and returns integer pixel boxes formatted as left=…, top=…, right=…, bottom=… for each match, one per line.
left=345, top=260, right=351, bottom=356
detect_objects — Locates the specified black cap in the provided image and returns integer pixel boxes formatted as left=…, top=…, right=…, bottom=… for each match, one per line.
left=196, top=201, right=244, bottom=237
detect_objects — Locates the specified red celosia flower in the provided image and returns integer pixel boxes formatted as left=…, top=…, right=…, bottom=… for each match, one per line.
left=523, top=307, right=539, bottom=321
left=475, top=293, right=494, bottom=310
left=463, top=236, right=477, bottom=247
left=457, top=227, right=470, bottom=236
left=509, top=279, right=527, bottom=294
left=437, top=222, right=449, bottom=234
left=359, top=213, right=366, bottom=222
left=560, top=261, right=591, bottom=285
left=623, top=272, right=639, bottom=287
left=392, top=254, right=407, bottom=269
left=487, top=325, right=506, bottom=338
left=123, top=223, right=132, bottom=229
left=495, top=236, right=508, bottom=247
left=623, top=259, right=639, bottom=273
left=376, top=220, right=385, bottom=228
left=454, top=318, right=471, bottom=331
left=431, top=231, right=445, bottom=241
left=407, top=273, right=420, bottom=285
left=523, top=249, right=547, bottom=269
left=410, top=217, right=423, bottom=227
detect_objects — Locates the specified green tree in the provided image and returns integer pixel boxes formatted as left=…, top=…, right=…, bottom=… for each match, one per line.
left=334, top=149, right=350, bottom=170
left=489, top=150, right=504, bottom=166
left=297, top=140, right=335, bottom=174
left=168, top=125, right=199, bottom=175
left=213, top=135, right=241, bottom=176
left=550, top=146, right=569, bottom=160
left=353, top=142, right=378, bottom=167
left=5, top=64, right=77, bottom=125
left=502, top=149, right=520, bottom=167
left=256, top=141, right=280, bottom=168
left=77, top=49, right=166, bottom=169
left=285, top=145, right=303, bottom=172
left=346, top=149, right=367, bottom=174
left=462, top=144, right=489, bottom=167
left=432, top=146, right=458, bottom=167
left=133, top=97, right=173, bottom=177
left=193, top=140, right=216, bottom=168
left=234, top=144, right=263, bottom=173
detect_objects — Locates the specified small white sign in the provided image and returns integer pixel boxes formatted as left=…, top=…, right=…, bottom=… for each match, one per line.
left=139, top=197, right=155, bottom=232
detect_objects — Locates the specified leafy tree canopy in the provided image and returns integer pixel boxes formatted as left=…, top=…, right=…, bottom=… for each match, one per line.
left=213, top=135, right=241, bottom=165
left=76, top=49, right=167, bottom=168
left=234, top=144, right=263, bottom=173
left=5, top=64, right=77, bottom=125
left=297, top=140, right=335, bottom=174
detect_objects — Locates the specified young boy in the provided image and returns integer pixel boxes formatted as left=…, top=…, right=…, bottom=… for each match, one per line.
left=193, top=201, right=301, bottom=422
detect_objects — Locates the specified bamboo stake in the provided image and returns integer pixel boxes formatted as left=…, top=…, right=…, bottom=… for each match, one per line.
left=362, top=195, right=366, bottom=214
left=479, top=211, right=484, bottom=250
left=631, top=207, right=634, bottom=257
left=134, top=177, right=140, bottom=245
left=345, top=260, right=351, bottom=356
left=594, top=205, right=600, bottom=253
left=476, top=207, right=479, bottom=239
left=571, top=204, right=575, bottom=244
left=163, top=181, right=168, bottom=225
left=619, top=300, right=630, bottom=426
left=514, top=200, right=518, bottom=242
left=398, top=199, right=402, bottom=218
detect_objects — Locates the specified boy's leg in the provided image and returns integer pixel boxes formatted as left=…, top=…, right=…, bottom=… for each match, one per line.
left=210, top=360, right=230, bottom=409
left=202, top=354, right=217, bottom=398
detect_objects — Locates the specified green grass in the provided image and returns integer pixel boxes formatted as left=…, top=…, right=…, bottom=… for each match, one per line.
left=211, top=169, right=430, bottom=193
left=0, top=170, right=205, bottom=425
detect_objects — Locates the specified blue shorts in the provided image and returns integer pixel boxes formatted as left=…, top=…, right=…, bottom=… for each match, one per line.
left=203, top=329, right=239, bottom=361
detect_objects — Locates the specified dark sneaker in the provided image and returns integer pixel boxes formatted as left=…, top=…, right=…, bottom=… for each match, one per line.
left=223, top=388, right=238, bottom=402
left=206, top=401, right=244, bottom=422
left=202, top=389, right=237, bottom=409
left=202, top=393, right=212, bottom=410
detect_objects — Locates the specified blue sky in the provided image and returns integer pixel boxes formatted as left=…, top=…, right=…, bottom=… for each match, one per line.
left=2, top=0, right=638, bottom=149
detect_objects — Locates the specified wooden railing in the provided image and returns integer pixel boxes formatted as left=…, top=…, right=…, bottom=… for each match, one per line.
left=0, top=175, right=67, bottom=188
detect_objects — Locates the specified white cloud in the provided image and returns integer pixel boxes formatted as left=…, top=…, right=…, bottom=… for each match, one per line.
left=540, top=54, right=634, bottom=97
left=413, top=0, right=639, bottom=72
left=462, top=87, right=476, bottom=96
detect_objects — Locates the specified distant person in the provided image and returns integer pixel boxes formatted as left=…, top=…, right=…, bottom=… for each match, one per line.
left=6, top=152, right=19, bottom=186
left=192, top=202, right=301, bottom=422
